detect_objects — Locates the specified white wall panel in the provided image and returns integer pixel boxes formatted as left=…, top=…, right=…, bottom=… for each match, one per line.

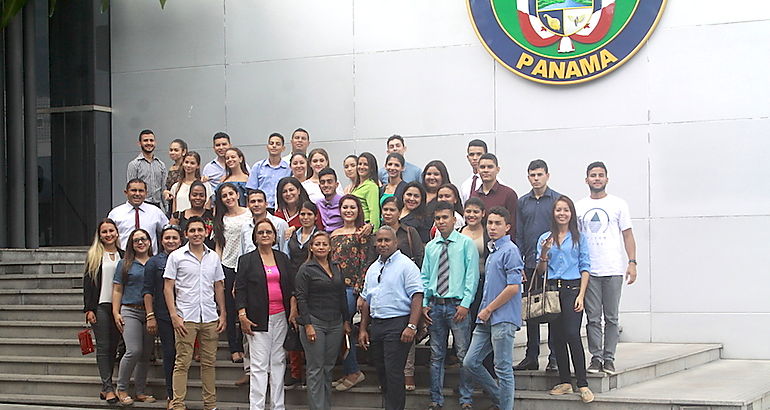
left=648, top=21, right=770, bottom=123
left=652, top=313, right=770, bottom=359
left=111, top=0, right=225, bottom=73
left=354, top=0, right=476, bottom=53
left=659, top=0, right=770, bottom=29
left=354, top=45, right=495, bottom=139
left=225, top=0, right=353, bottom=63
left=649, top=119, right=770, bottom=218
left=619, top=312, right=652, bottom=343
left=226, top=56, right=354, bottom=144
left=650, top=216, right=770, bottom=313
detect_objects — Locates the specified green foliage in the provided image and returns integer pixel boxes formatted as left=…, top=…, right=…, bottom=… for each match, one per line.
left=538, top=0, right=592, bottom=8
left=2, top=0, right=168, bottom=28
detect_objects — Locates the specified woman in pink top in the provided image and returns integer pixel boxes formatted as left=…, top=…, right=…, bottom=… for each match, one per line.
left=235, top=219, right=295, bottom=410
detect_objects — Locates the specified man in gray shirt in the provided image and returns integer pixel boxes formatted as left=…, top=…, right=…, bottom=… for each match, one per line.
left=126, top=129, right=167, bottom=210
left=514, top=159, right=561, bottom=372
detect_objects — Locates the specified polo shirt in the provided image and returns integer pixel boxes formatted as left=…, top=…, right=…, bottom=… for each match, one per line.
left=421, top=230, right=479, bottom=308
left=107, top=201, right=169, bottom=254
left=126, top=154, right=167, bottom=207
left=478, top=236, right=523, bottom=328
left=360, top=250, right=423, bottom=319
left=377, top=161, right=422, bottom=185
left=516, top=187, right=561, bottom=269
left=164, top=243, right=225, bottom=323
left=316, top=194, right=343, bottom=233
left=245, top=158, right=292, bottom=209
left=471, top=181, right=519, bottom=240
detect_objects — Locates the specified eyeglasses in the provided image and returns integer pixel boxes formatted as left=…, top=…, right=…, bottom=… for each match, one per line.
left=132, top=237, right=149, bottom=244
left=163, top=224, right=181, bottom=232
left=256, top=230, right=274, bottom=236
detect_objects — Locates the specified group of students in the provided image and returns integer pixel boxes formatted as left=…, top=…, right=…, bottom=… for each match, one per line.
left=83, top=129, right=637, bottom=410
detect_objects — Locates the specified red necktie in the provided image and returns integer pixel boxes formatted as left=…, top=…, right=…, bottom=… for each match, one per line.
left=134, top=207, right=140, bottom=229
left=470, top=175, right=478, bottom=195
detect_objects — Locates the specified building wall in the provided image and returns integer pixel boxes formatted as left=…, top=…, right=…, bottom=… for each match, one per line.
left=110, top=0, right=770, bottom=358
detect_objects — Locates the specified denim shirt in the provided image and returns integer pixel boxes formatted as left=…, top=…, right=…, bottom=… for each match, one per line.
left=536, top=231, right=590, bottom=281
left=142, top=252, right=171, bottom=320
left=479, top=236, right=523, bottom=328
left=113, top=259, right=147, bottom=306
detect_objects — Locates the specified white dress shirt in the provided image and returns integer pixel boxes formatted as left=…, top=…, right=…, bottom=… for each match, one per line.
left=163, top=243, right=225, bottom=323
left=107, top=201, right=169, bottom=254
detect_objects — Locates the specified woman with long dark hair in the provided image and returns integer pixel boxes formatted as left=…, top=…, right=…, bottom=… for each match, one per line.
left=350, top=152, right=380, bottom=229
left=398, top=181, right=433, bottom=243
left=537, top=195, right=594, bottom=403
left=330, top=195, right=375, bottom=391
left=295, top=231, right=351, bottom=410
left=171, top=180, right=215, bottom=248
left=112, top=229, right=155, bottom=406
left=169, top=151, right=213, bottom=214
left=422, top=160, right=451, bottom=216
left=459, top=198, right=489, bottom=324
left=143, top=224, right=183, bottom=409
left=290, top=152, right=323, bottom=203
left=83, top=218, right=123, bottom=405
left=236, top=219, right=295, bottom=410
left=275, top=177, right=323, bottom=232
left=380, top=152, right=408, bottom=206
left=221, top=147, right=250, bottom=207
left=288, top=201, right=321, bottom=273
left=341, top=155, right=358, bottom=194
left=164, top=139, right=188, bottom=213
left=213, top=182, right=251, bottom=363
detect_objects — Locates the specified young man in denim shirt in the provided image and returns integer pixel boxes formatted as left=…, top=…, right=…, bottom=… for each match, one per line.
left=463, top=206, right=523, bottom=410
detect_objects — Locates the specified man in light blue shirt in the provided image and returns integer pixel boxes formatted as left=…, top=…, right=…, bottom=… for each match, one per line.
left=201, top=132, right=232, bottom=190
left=421, top=201, right=479, bottom=409
left=463, top=206, right=523, bottom=410
left=377, top=135, right=422, bottom=184
left=245, top=133, right=292, bottom=210
left=358, top=227, right=423, bottom=410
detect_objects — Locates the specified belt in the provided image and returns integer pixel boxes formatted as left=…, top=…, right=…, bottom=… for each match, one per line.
left=546, top=279, right=581, bottom=289
left=123, top=304, right=145, bottom=310
left=431, top=297, right=460, bottom=305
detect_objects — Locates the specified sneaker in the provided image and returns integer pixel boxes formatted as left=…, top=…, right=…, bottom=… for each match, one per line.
left=284, top=375, right=301, bottom=390
left=549, top=383, right=573, bottom=395
left=579, top=387, right=595, bottom=403
left=587, top=359, right=603, bottom=374
left=603, top=360, right=617, bottom=375
left=426, top=403, right=442, bottom=410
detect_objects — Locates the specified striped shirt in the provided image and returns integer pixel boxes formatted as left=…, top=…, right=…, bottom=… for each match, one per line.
left=127, top=154, right=168, bottom=209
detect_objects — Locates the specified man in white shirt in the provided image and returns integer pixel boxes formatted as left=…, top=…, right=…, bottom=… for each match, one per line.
left=201, top=132, right=232, bottom=189
left=240, top=189, right=290, bottom=256
left=575, top=161, right=637, bottom=376
left=108, top=178, right=169, bottom=254
left=460, top=139, right=488, bottom=205
left=163, top=217, right=227, bottom=410
left=281, top=128, right=311, bottom=163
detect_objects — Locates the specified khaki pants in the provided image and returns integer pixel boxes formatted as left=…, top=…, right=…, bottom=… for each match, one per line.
left=171, top=321, right=219, bottom=410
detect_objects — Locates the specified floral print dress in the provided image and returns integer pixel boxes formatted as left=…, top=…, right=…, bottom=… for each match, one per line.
left=330, top=232, right=375, bottom=293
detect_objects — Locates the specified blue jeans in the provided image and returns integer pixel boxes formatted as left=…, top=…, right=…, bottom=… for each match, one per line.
left=463, top=322, right=516, bottom=410
left=342, top=287, right=360, bottom=375
left=428, top=301, right=472, bottom=406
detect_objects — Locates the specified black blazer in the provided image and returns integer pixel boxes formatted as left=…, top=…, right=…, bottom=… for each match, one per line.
left=235, top=249, right=294, bottom=332
left=83, top=249, right=125, bottom=313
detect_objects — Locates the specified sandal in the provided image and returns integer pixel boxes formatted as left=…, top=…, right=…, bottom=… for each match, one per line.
left=335, top=372, right=365, bottom=391
left=116, top=390, right=134, bottom=406
left=135, top=394, right=156, bottom=403
left=404, top=375, right=416, bottom=391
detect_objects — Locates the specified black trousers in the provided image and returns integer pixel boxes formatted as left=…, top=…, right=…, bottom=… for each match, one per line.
left=223, top=266, right=244, bottom=354
left=370, top=315, right=411, bottom=410
left=551, top=283, right=588, bottom=387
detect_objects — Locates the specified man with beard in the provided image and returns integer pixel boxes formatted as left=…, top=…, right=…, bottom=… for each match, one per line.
left=126, top=129, right=167, bottom=210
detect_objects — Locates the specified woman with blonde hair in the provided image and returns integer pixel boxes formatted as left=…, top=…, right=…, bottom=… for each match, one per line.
left=82, top=218, right=124, bottom=405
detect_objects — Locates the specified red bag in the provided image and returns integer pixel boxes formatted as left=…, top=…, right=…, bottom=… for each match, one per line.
left=78, top=328, right=95, bottom=355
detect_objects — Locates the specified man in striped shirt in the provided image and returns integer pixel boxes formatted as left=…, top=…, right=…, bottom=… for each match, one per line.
left=126, top=129, right=167, bottom=211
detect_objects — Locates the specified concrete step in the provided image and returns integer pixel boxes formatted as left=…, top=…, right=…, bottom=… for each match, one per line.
left=0, top=289, right=81, bottom=305
left=0, top=393, right=251, bottom=409
left=0, top=321, right=88, bottom=338
left=0, top=262, right=84, bottom=275
left=0, top=273, right=83, bottom=289
left=0, top=248, right=87, bottom=263
left=0, top=305, right=84, bottom=322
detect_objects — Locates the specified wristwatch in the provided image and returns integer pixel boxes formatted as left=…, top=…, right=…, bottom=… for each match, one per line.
left=406, top=323, right=417, bottom=331
left=628, top=259, right=637, bottom=265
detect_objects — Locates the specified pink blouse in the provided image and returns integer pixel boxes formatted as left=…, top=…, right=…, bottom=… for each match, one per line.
left=264, top=265, right=285, bottom=315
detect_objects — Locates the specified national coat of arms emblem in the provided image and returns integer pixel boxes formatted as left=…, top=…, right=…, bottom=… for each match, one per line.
left=468, top=0, right=666, bottom=84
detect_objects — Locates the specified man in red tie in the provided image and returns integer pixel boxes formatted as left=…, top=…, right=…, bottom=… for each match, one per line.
left=460, top=139, right=488, bottom=205
left=108, top=178, right=169, bottom=253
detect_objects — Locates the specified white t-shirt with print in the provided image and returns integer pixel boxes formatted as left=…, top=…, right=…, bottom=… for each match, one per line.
left=575, top=194, right=632, bottom=277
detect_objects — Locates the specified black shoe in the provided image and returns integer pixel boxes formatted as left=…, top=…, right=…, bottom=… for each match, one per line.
left=587, top=359, right=603, bottom=374
left=546, top=357, right=558, bottom=372
left=513, top=357, right=538, bottom=371
left=284, top=376, right=301, bottom=389
left=603, top=360, right=616, bottom=375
